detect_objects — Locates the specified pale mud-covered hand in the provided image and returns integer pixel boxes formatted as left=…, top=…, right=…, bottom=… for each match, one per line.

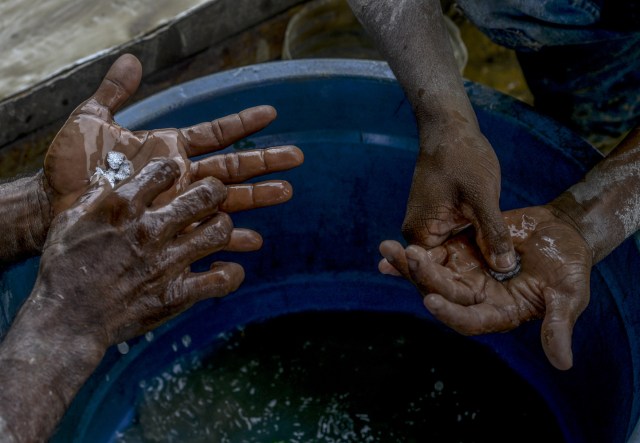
left=381, top=206, right=592, bottom=370
left=37, top=158, right=253, bottom=346
left=402, top=122, right=516, bottom=273
left=43, top=53, right=302, bottom=224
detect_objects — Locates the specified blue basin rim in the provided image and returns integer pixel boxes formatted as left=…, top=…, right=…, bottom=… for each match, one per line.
left=0, top=59, right=636, bottom=442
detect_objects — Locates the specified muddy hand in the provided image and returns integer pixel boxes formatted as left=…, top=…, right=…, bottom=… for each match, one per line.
left=402, top=124, right=516, bottom=273
left=38, top=158, right=254, bottom=345
left=43, top=53, right=302, bottom=229
left=381, top=206, right=592, bottom=370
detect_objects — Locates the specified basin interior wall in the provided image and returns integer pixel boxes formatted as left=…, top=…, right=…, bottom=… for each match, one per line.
left=1, top=60, right=638, bottom=442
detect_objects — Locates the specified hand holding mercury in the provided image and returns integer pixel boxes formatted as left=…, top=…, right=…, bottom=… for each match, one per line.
left=42, top=53, right=303, bottom=228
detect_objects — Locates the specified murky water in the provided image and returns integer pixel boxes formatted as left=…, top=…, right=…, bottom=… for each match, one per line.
left=0, top=0, right=211, bottom=101
left=116, top=312, right=566, bottom=443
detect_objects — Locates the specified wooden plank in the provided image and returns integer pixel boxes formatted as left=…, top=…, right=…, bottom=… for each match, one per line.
left=0, top=0, right=308, bottom=177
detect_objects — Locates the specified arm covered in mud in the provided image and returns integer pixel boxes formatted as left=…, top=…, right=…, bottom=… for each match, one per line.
left=548, top=127, right=640, bottom=263
left=0, top=53, right=302, bottom=266
left=346, top=0, right=516, bottom=273
left=379, top=127, right=640, bottom=370
left=0, top=54, right=304, bottom=442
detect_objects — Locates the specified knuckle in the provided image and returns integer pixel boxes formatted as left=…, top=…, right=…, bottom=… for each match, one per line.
left=144, top=157, right=179, bottom=177
left=197, top=177, right=226, bottom=203
left=103, top=193, right=134, bottom=217
left=224, top=152, right=242, bottom=179
left=162, top=279, right=187, bottom=311
left=204, top=213, right=234, bottom=244
left=211, top=120, right=225, bottom=145
left=402, top=207, right=455, bottom=245
left=140, top=217, right=163, bottom=242
left=216, top=212, right=234, bottom=232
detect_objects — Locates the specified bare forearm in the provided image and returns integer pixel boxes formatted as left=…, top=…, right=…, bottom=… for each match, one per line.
left=0, top=172, right=50, bottom=266
left=0, top=286, right=105, bottom=442
left=347, top=0, right=476, bottom=130
left=549, top=127, right=640, bottom=263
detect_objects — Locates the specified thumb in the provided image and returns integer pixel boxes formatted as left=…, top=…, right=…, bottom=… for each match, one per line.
left=469, top=199, right=516, bottom=273
left=540, top=287, right=587, bottom=370
left=92, top=53, right=142, bottom=114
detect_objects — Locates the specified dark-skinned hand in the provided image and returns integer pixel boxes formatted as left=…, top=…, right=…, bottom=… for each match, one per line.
left=41, top=53, right=302, bottom=228
left=38, top=158, right=254, bottom=346
left=380, top=205, right=592, bottom=370
left=402, top=120, right=517, bottom=274
left=0, top=157, right=295, bottom=443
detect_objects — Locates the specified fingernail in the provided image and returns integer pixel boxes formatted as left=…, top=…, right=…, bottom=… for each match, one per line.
left=407, top=257, right=419, bottom=271
left=495, top=252, right=516, bottom=271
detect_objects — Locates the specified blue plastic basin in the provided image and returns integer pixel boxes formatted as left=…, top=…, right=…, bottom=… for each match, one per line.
left=1, top=60, right=639, bottom=442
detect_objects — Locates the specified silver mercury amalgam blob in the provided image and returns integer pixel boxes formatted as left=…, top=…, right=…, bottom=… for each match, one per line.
left=93, top=151, right=132, bottom=187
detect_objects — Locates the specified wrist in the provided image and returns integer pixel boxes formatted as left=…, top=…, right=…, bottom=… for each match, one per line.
left=417, top=107, right=482, bottom=147
left=4, top=284, right=108, bottom=368
left=546, top=194, right=600, bottom=263
left=0, top=285, right=106, bottom=443
left=0, top=171, right=51, bottom=264
left=12, top=170, right=51, bottom=252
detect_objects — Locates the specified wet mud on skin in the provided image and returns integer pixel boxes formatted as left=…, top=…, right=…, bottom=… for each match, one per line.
left=118, top=312, right=565, bottom=443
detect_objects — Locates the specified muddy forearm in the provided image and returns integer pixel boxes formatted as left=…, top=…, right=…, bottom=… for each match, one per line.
left=347, top=0, right=477, bottom=133
left=0, top=286, right=105, bottom=443
left=549, top=127, right=640, bottom=263
left=0, top=172, right=50, bottom=266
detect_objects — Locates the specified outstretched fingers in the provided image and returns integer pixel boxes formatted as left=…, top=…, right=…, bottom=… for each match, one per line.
left=180, top=106, right=278, bottom=157
left=192, top=146, right=304, bottom=184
